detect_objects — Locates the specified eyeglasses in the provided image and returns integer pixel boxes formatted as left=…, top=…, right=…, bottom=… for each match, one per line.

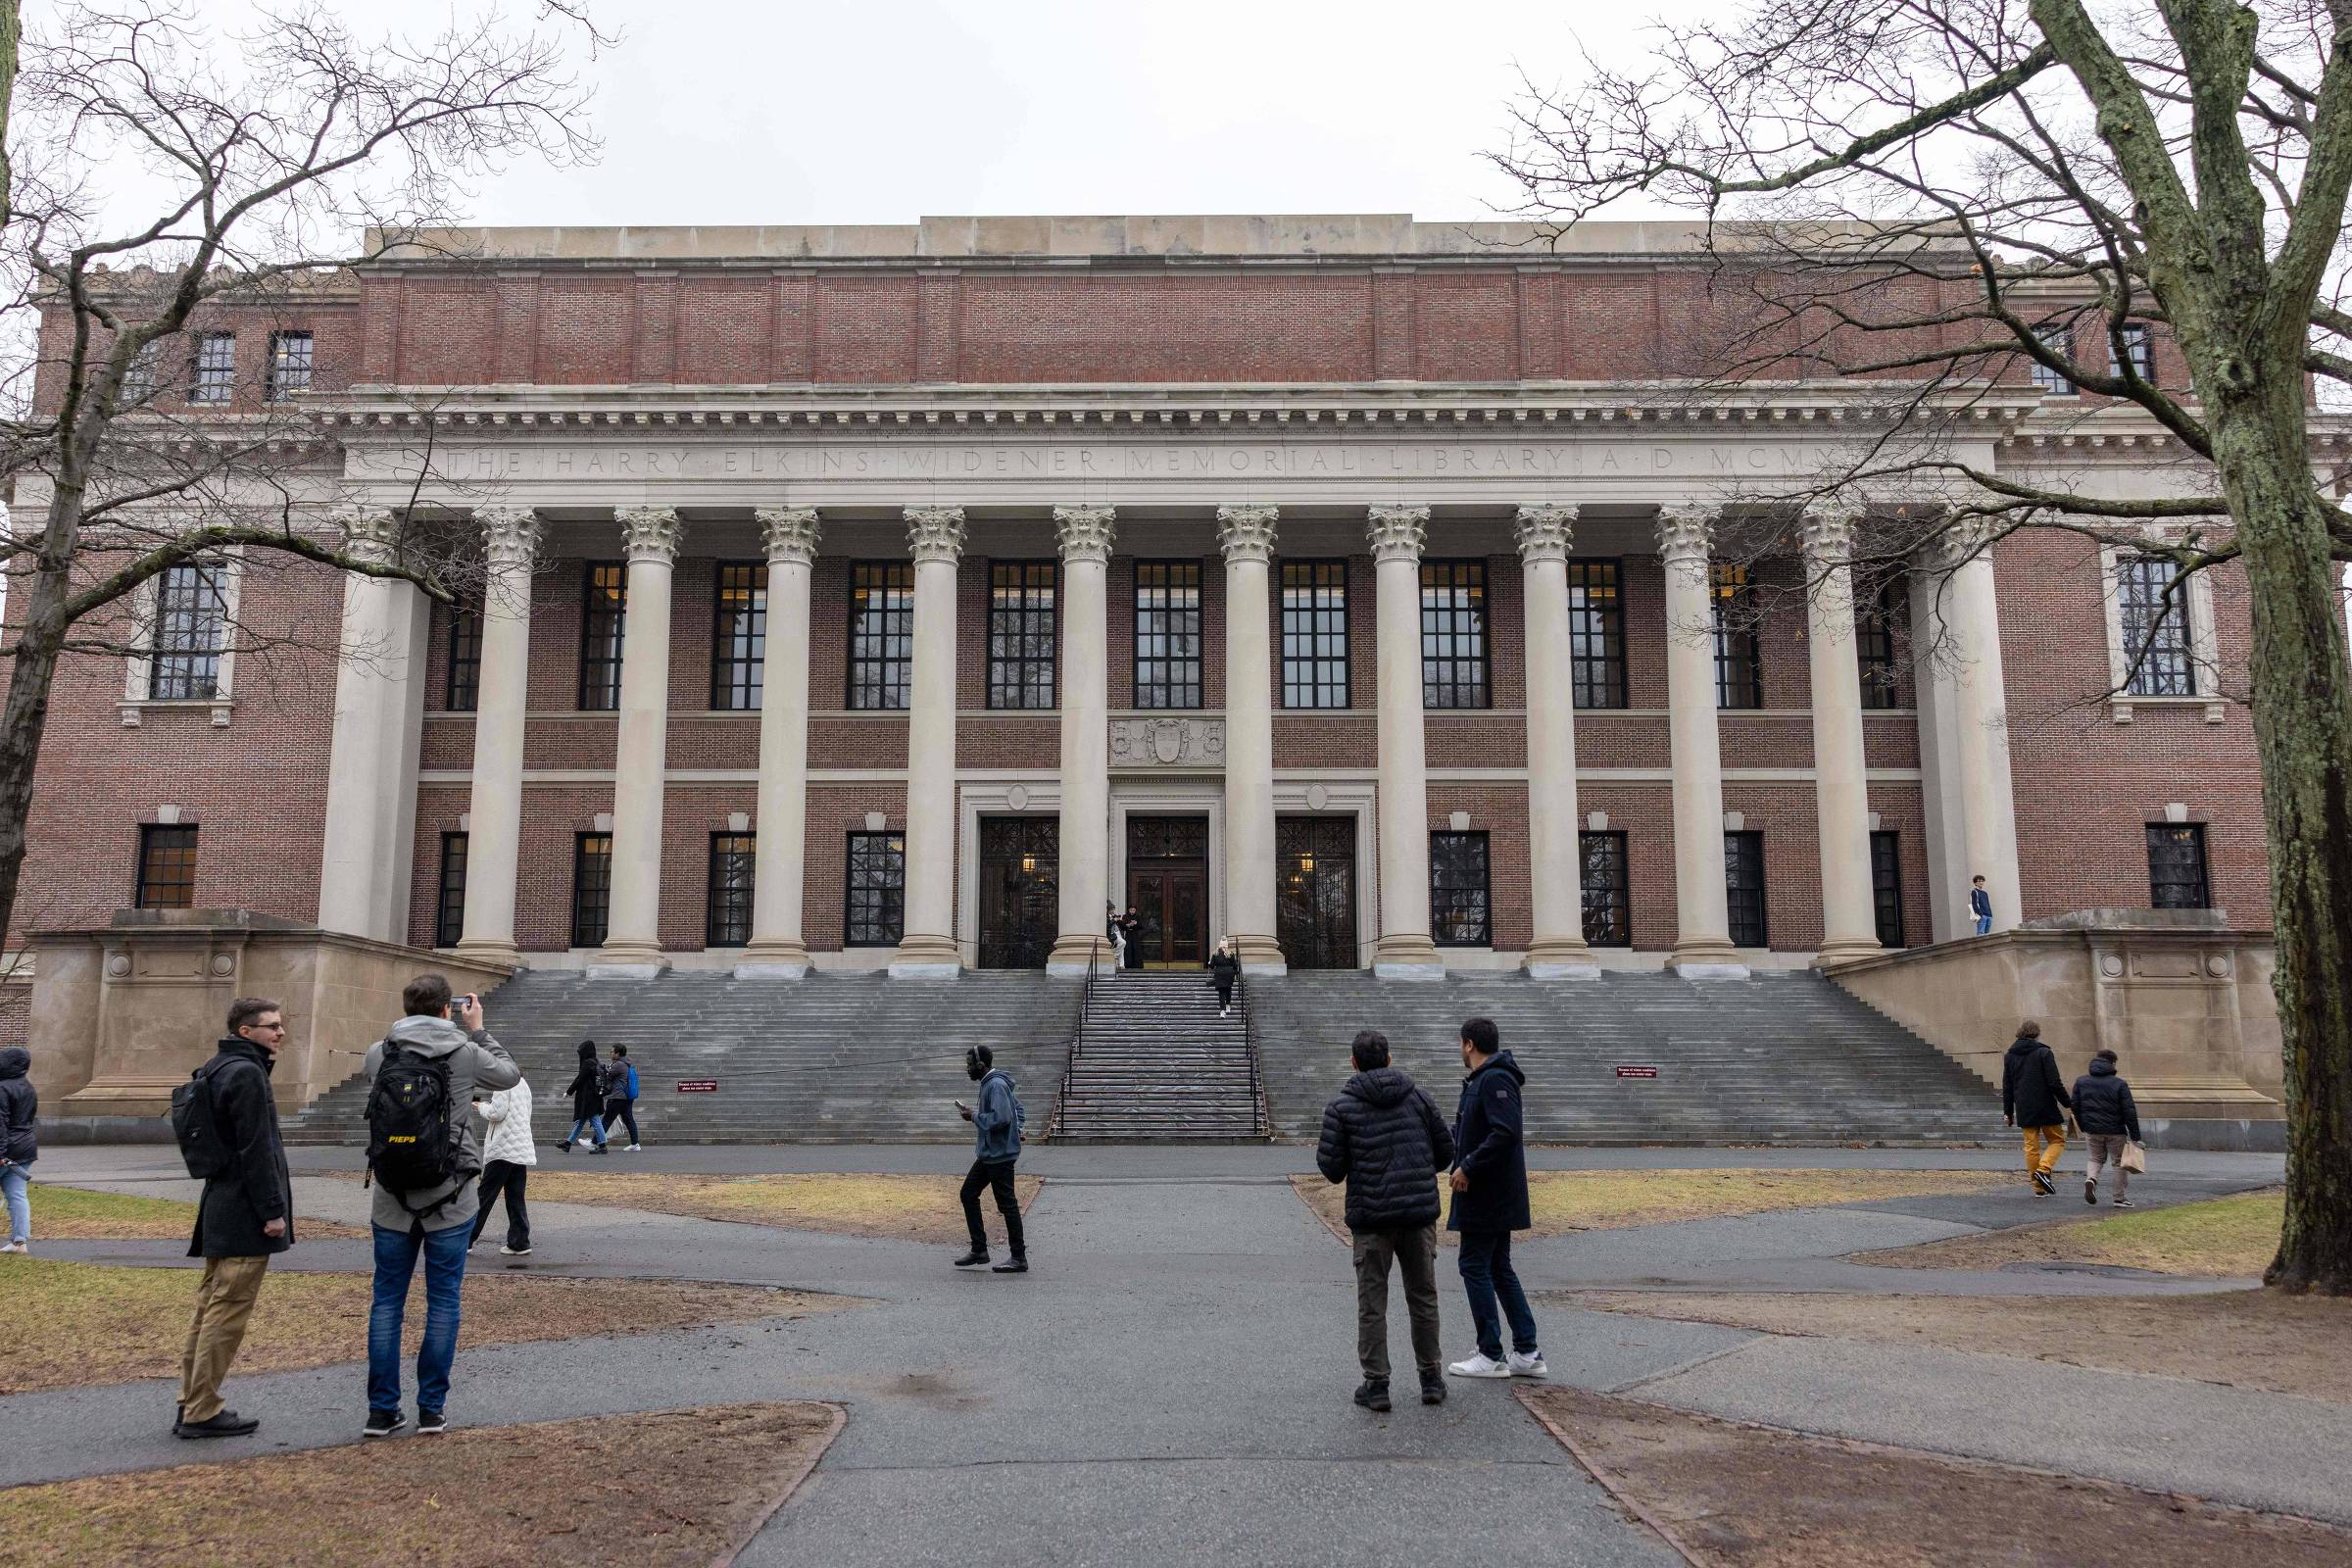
left=251, top=1021, right=286, bottom=1034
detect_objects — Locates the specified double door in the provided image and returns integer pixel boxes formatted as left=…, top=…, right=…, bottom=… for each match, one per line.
left=1125, top=815, right=1208, bottom=967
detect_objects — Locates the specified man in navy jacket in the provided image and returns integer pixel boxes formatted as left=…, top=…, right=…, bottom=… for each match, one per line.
left=1445, top=1017, right=1544, bottom=1381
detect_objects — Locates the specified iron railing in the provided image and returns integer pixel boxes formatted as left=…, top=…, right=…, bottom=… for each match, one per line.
left=1049, top=937, right=1103, bottom=1139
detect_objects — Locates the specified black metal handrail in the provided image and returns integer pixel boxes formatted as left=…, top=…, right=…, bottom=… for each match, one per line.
left=1050, top=936, right=1102, bottom=1138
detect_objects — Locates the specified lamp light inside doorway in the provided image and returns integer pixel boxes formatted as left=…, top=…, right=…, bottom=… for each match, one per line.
left=1298, top=853, right=1315, bottom=873
left=1021, top=854, right=1037, bottom=873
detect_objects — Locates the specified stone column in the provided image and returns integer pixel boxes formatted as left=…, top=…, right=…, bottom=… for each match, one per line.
left=1516, top=505, right=1601, bottom=978
left=454, top=506, right=542, bottom=969
left=594, top=506, right=683, bottom=974
left=318, top=510, right=431, bottom=945
left=1945, top=527, right=2024, bottom=931
left=1368, top=505, right=1444, bottom=978
left=891, top=505, right=966, bottom=977
left=1047, top=505, right=1115, bottom=977
left=1801, top=503, right=1885, bottom=967
left=737, top=507, right=821, bottom=978
left=1218, top=504, right=1286, bottom=975
left=1656, top=504, right=1747, bottom=977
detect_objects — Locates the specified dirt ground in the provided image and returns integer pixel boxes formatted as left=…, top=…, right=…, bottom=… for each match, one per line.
left=0, top=1400, right=843, bottom=1567
left=1559, top=1289, right=2352, bottom=1403
left=0, top=1257, right=854, bottom=1395
left=1521, top=1385, right=2352, bottom=1567
left=24, top=1184, right=364, bottom=1242
left=520, top=1169, right=1041, bottom=1246
left=1856, top=1190, right=2282, bottom=1277
left=1293, top=1166, right=2010, bottom=1244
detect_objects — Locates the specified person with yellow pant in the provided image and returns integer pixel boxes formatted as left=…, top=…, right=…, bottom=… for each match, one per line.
left=2001, top=1020, right=2075, bottom=1197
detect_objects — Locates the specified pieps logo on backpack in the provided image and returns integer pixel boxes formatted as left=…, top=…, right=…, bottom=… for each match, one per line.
left=365, top=1042, right=462, bottom=1216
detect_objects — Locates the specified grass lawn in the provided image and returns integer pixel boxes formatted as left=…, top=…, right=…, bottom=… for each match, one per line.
left=1294, top=1166, right=2011, bottom=1243
left=1858, top=1189, right=2283, bottom=1276
left=0, top=1401, right=844, bottom=1568
left=521, top=1170, right=1042, bottom=1246
left=21, top=1184, right=363, bottom=1243
left=0, top=1256, right=852, bottom=1395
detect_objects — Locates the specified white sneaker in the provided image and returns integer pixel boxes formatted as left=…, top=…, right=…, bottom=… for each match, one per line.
left=625, top=1145, right=641, bottom=1152
left=1508, top=1349, right=1547, bottom=1378
left=499, top=1245, right=531, bottom=1256
left=0, top=1241, right=24, bottom=1254
left=1447, top=1352, right=1511, bottom=1379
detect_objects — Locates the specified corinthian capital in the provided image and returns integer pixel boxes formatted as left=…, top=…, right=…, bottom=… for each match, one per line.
left=1054, top=504, right=1116, bottom=564
left=1366, top=505, right=1430, bottom=564
left=1513, top=504, right=1576, bottom=564
left=1799, top=500, right=1863, bottom=564
left=905, top=505, right=966, bottom=564
left=476, top=506, right=543, bottom=564
left=616, top=506, right=684, bottom=563
left=334, top=508, right=401, bottom=566
left=757, top=506, right=822, bottom=565
left=1215, top=505, right=1278, bottom=564
left=1653, top=503, right=1716, bottom=564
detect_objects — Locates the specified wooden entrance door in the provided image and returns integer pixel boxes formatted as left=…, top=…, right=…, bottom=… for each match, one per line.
left=1126, top=815, right=1209, bottom=967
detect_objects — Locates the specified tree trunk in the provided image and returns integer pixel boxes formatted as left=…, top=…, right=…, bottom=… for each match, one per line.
left=0, top=557, right=71, bottom=949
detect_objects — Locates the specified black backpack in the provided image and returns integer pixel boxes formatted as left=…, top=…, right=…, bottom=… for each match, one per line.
left=365, top=1043, right=461, bottom=1211
left=169, top=1055, right=249, bottom=1179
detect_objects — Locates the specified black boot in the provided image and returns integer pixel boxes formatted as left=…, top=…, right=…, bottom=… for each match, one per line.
left=174, top=1409, right=260, bottom=1439
left=992, top=1256, right=1028, bottom=1274
left=953, top=1248, right=989, bottom=1268
left=1353, top=1380, right=1392, bottom=1412
left=1421, top=1376, right=1447, bottom=1406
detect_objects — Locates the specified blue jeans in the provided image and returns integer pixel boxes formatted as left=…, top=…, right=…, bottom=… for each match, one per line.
left=1975, top=913, right=1992, bottom=935
left=566, top=1116, right=606, bottom=1146
left=1, top=1162, right=29, bottom=1244
left=368, top=1221, right=469, bottom=1415
left=1456, top=1228, right=1539, bottom=1361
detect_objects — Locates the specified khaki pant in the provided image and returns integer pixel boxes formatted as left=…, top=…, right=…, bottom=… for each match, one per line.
left=1352, top=1223, right=1442, bottom=1385
left=2023, top=1124, right=2068, bottom=1182
left=2085, top=1133, right=2132, bottom=1198
left=179, top=1254, right=270, bottom=1422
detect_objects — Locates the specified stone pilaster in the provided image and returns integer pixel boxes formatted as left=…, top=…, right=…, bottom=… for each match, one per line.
left=1656, top=503, right=1746, bottom=977
left=892, top=505, right=966, bottom=977
left=1801, top=504, right=1885, bottom=967
left=1216, top=505, right=1286, bottom=976
left=1368, top=505, right=1444, bottom=978
left=738, top=507, right=822, bottom=977
left=593, top=506, right=684, bottom=974
left=454, top=506, right=542, bottom=969
left=1048, top=505, right=1116, bottom=976
left=1515, top=504, right=1601, bottom=978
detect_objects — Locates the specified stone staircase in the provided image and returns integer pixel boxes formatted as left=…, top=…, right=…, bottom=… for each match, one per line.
left=285, top=969, right=1081, bottom=1146
left=1249, top=969, right=1996, bottom=1145
left=1052, top=969, right=1267, bottom=1142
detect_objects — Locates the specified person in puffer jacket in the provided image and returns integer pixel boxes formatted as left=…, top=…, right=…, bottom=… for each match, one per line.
left=1317, top=1029, right=1456, bottom=1413
left=2072, top=1050, right=2143, bottom=1208
left=0, top=1045, right=36, bottom=1252
left=467, top=1076, right=537, bottom=1254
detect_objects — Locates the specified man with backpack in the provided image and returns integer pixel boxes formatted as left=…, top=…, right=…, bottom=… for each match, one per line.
left=172, top=997, right=296, bottom=1439
left=360, top=973, right=519, bottom=1437
left=602, top=1043, right=642, bottom=1152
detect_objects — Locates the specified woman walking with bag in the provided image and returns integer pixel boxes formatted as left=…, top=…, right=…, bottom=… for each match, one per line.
left=2072, top=1049, right=2143, bottom=1207
left=1207, top=938, right=1241, bottom=1018
left=558, top=1040, right=608, bottom=1154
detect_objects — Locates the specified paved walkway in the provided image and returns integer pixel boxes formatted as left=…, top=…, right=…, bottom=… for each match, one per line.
left=3, top=1145, right=2326, bottom=1563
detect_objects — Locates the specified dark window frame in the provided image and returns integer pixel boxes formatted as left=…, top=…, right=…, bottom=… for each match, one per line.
left=1279, top=558, right=1351, bottom=710
left=188, top=330, right=235, bottom=403
left=2110, top=321, right=2157, bottom=381
left=987, top=559, right=1059, bottom=710
left=577, top=561, right=627, bottom=711
left=2030, top=323, right=2079, bottom=395
left=264, top=328, right=314, bottom=402
left=1711, top=564, right=1765, bottom=710
left=1420, top=558, right=1491, bottom=710
left=1870, top=829, right=1905, bottom=950
left=2116, top=555, right=2197, bottom=698
left=569, top=832, right=613, bottom=949
left=444, top=600, right=482, bottom=712
left=1580, top=830, right=1632, bottom=948
left=1566, top=559, right=1628, bottom=710
left=1857, top=576, right=1903, bottom=710
left=134, top=823, right=199, bottom=909
left=1725, top=829, right=1768, bottom=948
left=1133, top=559, right=1204, bottom=710
left=148, top=561, right=229, bottom=701
left=706, top=831, right=757, bottom=948
left=710, top=560, right=767, bottom=711
left=1429, top=830, right=1493, bottom=948
left=844, top=829, right=907, bottom=948
left=435, top=832, right=469, bottom=948
left=847, top=561, right=915, bottom=711
left=2146, top=823, right=2212, bottom=910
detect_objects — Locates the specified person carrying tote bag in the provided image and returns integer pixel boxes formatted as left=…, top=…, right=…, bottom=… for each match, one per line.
left=2070, top=1049, right=2143, bottom=1207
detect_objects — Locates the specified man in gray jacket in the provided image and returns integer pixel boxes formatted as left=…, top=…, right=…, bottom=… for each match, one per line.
left=360, top=973, right=519, bottom=1437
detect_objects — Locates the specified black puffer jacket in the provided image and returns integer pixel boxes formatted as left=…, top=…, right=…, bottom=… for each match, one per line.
left=2001, top=1037, right=2072, bottom=1128
left=0, top=1047, right=35, bottom=1165
left=1316, top=1067, right=1455, bottom=1232
left=2071, top=1058, right=2142, bottom=1141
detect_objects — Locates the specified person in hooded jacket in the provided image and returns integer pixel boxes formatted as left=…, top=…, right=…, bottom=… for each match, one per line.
left=1316, top=1029, right=1456, bottom=1412
left=1446, top=1017, right=1544, bottom=1381
left=0, top=1045, right=35, bottom=1253
left=1207, top=939, right=1241, bottom=1018
left=359, top=974, right=519, bottom=1438
left=2073, top=1049, right=2144, bottom=1208
left=468, top=1074, right=537, bottom=1254
left=954, top=1046, right=1027, bottom=1273
left=559, top=1039, right=608, bottom=1153
left=2001, top=1020, right=2074, bottom=1197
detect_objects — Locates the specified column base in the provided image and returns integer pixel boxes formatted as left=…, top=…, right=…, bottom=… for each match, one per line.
left=1232, top=932, right=1288, bottom=978
left=1045, top=933, right=1112, bottom=978
left=1665, top=937, right=1750, bottom=980
left=451, top=939, right=523, bottom=971
left=889, top=933, right=962, bottom=979
left=1523, top=937, right=1602, bottom=979
left=733, top=939, right=811, bottom=979
left=589, top=941, right=668, bottom=979
left=1371, top=933, right=1446, bottom=980
left=1812, top=937, right=1885, bottom=971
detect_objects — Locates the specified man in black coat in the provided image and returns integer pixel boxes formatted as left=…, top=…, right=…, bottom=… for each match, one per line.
left=2073, top=1049, right=2143, bottom=1207
left=177, top=997, right=297, bottom=1439
left=1316, top=1029, right=1456, bottom=1412
left=1446, top=1017, right=1544, bottom=1381
left=2000, top=1019, right=2074, bottom=1197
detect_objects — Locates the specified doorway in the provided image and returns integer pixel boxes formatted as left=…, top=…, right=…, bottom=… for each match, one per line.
left=1276, top=814, right=1359, bottom=969
left=1125, top=814, right=1209, bottom=967
left=978, top=815, right=1057, bottom=969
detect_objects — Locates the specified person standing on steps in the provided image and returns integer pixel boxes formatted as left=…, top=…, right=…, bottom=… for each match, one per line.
left=1207, top=938, right=1241, bottom=1018
left=1106, top=901, right=1127, bottom=971
left=953, top=1046, right=1028, bottom=1274
left=2001, top=1019, right=2074, bottom=1198
left=468, top=1074, right=536, bottom=1255
left=0, top=1045, right=36, bottom=1254
left=602, top=1044, right=643, bottom=1151
left=1118, top=906, right=1144, bottom=969
left=1446, top=1017, right=1545, bottom=1383
left=1317, top=1028, right=1456, bottom=1413
left=1969, top=874, right=1994, bottom=937
left=2073, top=1048, right=2143, bottom=1208
left=559, top=1039, right=608, bottom=1153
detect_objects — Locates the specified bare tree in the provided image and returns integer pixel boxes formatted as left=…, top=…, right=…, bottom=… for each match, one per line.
left=0, top=2, right=603, bottom=956
left=1492, top=0, right=2352, bottom=1291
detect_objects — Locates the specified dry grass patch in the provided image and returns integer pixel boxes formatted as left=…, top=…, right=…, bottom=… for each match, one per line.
left=1294, top=1166, right=2011, bottom=1243
left=1562, top=1288, right=2352, bottom=1402
left=0, top=1256, right=853, bottom=1395
left=1858, top=1189, right=2283, bottom=1277
left=1521, top=1385, right=2352, bottom=1567
left=21, top=1184, right=364, bottom=1243
left=0, top=1400, right=843, bottom=1568
left=522, top=1170, right=1041, bottom=1246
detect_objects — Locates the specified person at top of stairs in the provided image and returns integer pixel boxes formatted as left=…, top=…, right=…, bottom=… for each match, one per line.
left=953, top=1047, right=1029, bottom=1274
left=1207, top=939, right=1241, bottom=1017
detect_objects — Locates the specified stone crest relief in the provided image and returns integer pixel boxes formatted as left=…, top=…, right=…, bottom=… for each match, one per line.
left=1109, top=717, right=1225, bottom=767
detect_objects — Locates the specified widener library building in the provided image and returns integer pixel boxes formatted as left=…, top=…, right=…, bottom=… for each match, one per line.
left=6, top=215, right=2277, bottom=995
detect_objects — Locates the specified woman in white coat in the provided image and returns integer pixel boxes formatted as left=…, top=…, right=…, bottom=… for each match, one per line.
left=467, top=1076, right=537, bottom=1256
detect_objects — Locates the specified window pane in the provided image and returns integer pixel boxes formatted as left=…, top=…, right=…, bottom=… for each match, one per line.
left=578, top=562, right=626, bottom=710
left=189, top=331, right=235, bottom=403
left=135, top=824, right=200, bottom=909
left=1134, top=561, right=1203, bottom=709
left=988, top=561, right=1058, bottom=710
left=445, top=601, right=482, bottom=711
left=149, top=563, right=229, bottom=701
left=711, top=562, right=767, bottom=710
left=2031, top=323, right=2077, bottom=394
left=122, top=339, right=163, bottom=407
left=2117, top=556, right=2196, bottom=697
left=1711, top=564, right=1763, bottom=710
left=1870, top=830, right=1905, bottom=949
left=265, top=330, right=313, bottom=402
left=1580, top=831, right=1631, bottom=947
left=848, top=563, right=914, bottom=710
left=1280, top=560, right=1349, bottom=709
left=1429, top=831, right=1492, bottom=947
left=436, top=832, right=469, bottom=947
left=1724, top=830, right=1768, bottom=948
left=1566, top=561, right=1625, bottom=710
left=2110, top=322, right=2155, bottom=380
left=2146, top=824, right=2210, bottom=909
left=706, top=833, right=757, bottom=947
left=845, top=831, right=906, bottom=946
left=570, top=833, right=613, bottom=948
left=1420, top=561, right=1489, bottom=710
left=1856, top=577, right=1902, bottom=710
